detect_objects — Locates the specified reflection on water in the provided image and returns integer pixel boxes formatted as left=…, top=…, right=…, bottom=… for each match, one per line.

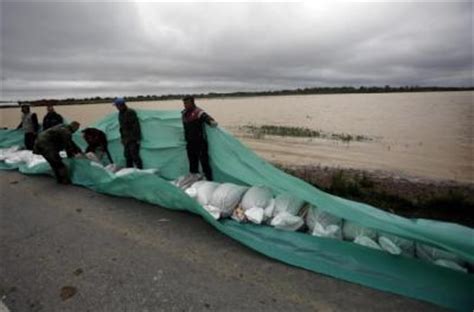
left=1, top=91, right=472, bottom=182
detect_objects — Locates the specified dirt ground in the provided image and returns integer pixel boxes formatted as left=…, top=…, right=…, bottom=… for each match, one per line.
left=278, top=163, right=474, bottom=227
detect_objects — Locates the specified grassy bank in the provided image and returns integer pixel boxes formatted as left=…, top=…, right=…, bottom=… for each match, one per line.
left=241, top=124, right=372, bottom=142
left=276, top=164, right=474, bottom=227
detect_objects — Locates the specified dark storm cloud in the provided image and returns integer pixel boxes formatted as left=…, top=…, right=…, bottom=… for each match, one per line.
left=1, top=1, right=472, bottom=100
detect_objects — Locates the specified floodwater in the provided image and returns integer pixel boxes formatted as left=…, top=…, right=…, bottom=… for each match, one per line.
left=1, top=91, right=472, bottom=183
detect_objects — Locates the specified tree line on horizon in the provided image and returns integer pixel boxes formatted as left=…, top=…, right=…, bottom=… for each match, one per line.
left=15, top=85, right=474, bottom=106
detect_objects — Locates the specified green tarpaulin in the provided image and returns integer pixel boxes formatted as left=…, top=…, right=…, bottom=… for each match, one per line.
left=1, top=110, right=473, bottom=311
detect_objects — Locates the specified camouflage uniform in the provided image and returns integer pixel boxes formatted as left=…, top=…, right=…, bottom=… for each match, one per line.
left=33, top=124, right=81, bottom=184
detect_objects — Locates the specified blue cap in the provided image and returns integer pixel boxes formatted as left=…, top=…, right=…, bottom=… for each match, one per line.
left=113, top=97, right=125, bottom=106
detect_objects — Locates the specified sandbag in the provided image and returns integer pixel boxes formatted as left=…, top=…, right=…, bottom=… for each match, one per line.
left=263, top=198, right=275, bottom=223
left=194, top=181, right=220, bottom=206
left=0, top=146, right=20, bottom=161
left=378, top=233, right=415, bottom=257
left=172, top=173, right=203, bottom=190
left=306, top=206, right=343, bottom=239
left=342, top=221, right=378, bottom=241
left=203, top=205, right=221, bottom=220
left=273, top=193, right=305, bottom=216
left=4, top=150, right=34, bottom=164
left=245, top=207, right=264, bottom=224
left=416, top=243, right=467, bottom=267
left=105, top=163, right=121, bottom=173
left=434, top=259, right=468, bottom=273
left=85, top=152, right=101, bottom=163
left=208, top=183, right=248, bottom=217
left=241, top=186, right=273, bottom=211
left=115, top=168, right=158, bottom=177
left=354, top=236, right=382, bottom=250
left=270, top=212, right=304, bottom=231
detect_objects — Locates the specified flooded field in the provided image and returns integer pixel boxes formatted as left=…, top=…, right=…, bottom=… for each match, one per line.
left=1, top=91, right=472, bottom=183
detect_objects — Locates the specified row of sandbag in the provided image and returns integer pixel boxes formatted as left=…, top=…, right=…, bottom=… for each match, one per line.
left=0, top=146, right=48, bottom=168
left=173, top=177, right=471, bottom=274
left=0, top=146, right=158, bottom=178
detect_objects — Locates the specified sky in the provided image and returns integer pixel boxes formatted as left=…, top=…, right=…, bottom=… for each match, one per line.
left=1, top=1, right=472, bottom=101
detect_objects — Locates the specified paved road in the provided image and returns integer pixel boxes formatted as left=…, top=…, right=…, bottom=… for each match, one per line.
left=0, top=171, right=443, bottom=311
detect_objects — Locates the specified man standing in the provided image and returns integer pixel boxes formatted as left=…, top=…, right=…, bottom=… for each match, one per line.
left=181, top=95, right=217, bottom=181
left=17, top=104, right=39, bottom=150
left=33, top=122, right=82, bottom=184
left=113, top=97, right=143, bottom=169
left=42, top=104, right=64, bottom=130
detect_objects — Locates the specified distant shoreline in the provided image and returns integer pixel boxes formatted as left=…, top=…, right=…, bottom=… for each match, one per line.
left=1, top=86, right=472, bottom=108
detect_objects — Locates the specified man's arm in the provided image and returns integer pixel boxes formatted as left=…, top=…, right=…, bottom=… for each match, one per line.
left=63, top=131, right=82, bottom=158
left=201, top=112, right=218, bottom=127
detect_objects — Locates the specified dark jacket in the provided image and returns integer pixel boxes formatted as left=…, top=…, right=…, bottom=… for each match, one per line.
left=34, top=124, right=81, bottom=157
left=119, top=108, right=141, bottom=144
left=82, top=128, right=108, bottom=150
left=181, top=107, right=214, bottom=143
left=42, top=111, right=64, bottom=131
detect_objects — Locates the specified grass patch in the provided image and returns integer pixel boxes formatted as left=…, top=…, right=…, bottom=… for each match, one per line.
left=241, top=124, right=372, bottom=142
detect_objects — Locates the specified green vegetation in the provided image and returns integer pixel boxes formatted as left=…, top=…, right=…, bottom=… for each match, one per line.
left=6, top=85, right=473, bottom=108
left=241, top=124, right=372, bottom=143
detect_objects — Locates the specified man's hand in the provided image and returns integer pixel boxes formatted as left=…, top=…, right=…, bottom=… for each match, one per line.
left=210, top=120, right=218, bottom=128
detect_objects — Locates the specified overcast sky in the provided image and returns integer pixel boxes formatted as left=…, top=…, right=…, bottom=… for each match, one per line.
left=1, top=1, right=472, bottom=100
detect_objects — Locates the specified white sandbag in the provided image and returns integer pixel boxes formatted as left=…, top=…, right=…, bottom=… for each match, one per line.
left=209, top=183, right=248, bottom=217
left=270, top=212, right=304, bottom=231
left=185, top=187, right=198, bottom=198
left=273, top=193, right=305, bottom=216
left=26, top=155, right=47, bottom=168
left=115, top=168, right=158, bottom=177
left=354, top=235, right=382, bottom=250
left=203, top=205, right=221, bottom=220
left=245, top=207, right=264, bottom=224
left=241, top=186, right=273, bottom=211
left=312, top=223, right=342, bottom=239
left=378, top=233, right=415, bottom=257
left=434, top=259, right=468, bottom=273
left=0, top=146, right=20, bottom=161
left=172, top=173, right=203, bottom=190
left=5, top=150, right=33, bottom=164
left=306, top=206, right=343, bottom=239
left=263, top=198, right=275, bottom=223
left=105, top=163, right=121, bottom=173
left=85, top=152, right=101, bottom=163
left=195, top=181, right=220, bottom=206
left=416, top=243, right=466, bottom=266
left=342, top=221, right=378, bottom=241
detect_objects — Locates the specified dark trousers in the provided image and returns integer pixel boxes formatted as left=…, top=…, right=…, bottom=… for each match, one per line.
left=35, top=146, right=70, bottom=184
left=124, top=141, right=142, bottom=169
left=24, top=133, right=37, bottom=150
left=186, top=140, right=212, bottom=181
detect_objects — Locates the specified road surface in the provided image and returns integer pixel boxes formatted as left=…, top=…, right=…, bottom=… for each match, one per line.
left=0, top=171, right=443, bottom=311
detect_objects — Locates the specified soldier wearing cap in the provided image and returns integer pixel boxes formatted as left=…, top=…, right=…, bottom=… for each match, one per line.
left=33, top=122, right=83, bottom=184
left=181, top=95, right=217, bottom=180
left=113, top=97, right=143, bottom=169
left=17, top=104, right=40, bottom=150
